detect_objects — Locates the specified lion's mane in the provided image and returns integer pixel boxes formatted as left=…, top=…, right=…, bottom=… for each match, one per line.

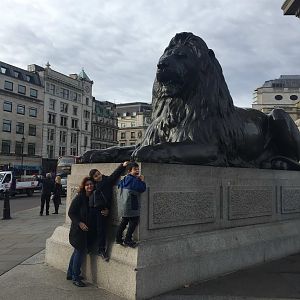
left=141, top=32, right=243, bottom=160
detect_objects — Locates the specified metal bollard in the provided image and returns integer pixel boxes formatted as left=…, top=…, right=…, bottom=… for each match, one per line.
left=2, top=191, right=12, bottom=220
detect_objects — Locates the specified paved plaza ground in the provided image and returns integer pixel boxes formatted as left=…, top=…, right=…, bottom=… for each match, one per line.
left=0, top=200, right=300, bottom=299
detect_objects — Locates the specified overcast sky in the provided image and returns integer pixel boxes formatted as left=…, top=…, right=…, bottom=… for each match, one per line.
left=1, top=0, right=299, bottom=107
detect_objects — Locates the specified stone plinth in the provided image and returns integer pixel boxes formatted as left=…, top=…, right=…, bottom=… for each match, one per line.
left=45, top=163, right=300, bottom=299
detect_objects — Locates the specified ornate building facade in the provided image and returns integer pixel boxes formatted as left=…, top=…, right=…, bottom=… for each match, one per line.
left=28, top=64, right=93, bottom=160
left=0, top=61, right=44, bottom=174
left=116, top=102, right=152, bottom=147
left=91, top=99, right=118, bottom=149
left=252, top=75, right=300, bottom=129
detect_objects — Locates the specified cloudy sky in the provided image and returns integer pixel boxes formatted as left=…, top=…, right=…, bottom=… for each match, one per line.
left=1, top=0, right=299, bottom=107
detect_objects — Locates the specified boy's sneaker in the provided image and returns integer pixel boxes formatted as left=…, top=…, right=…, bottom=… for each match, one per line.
left=97, top=249, right=109, bottom=261
left=73, top=280, right=86, bottom=287
left=124, top=240, right=137, bottom=248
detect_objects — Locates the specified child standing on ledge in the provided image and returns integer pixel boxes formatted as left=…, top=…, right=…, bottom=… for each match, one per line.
left=116, top=162, right=146, bottom=248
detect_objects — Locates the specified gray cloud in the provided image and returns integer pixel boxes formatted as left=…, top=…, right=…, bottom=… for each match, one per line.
left=1, top=0, right=299, bottom=107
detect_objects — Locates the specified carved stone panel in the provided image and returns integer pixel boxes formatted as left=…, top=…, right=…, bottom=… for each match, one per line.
left=149, top=187, right=217, bottom=229
left=281, top=187, right=300, bottom=214
left=228, top=186, right=273, bottom=220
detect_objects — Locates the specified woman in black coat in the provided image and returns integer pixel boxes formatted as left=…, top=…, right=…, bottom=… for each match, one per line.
left=66, top=176, right=94, bottom=287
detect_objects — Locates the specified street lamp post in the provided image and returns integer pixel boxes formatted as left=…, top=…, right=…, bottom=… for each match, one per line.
left=76, top=129, right=80, bottom=156
left=21, top=136, right=25, bottom=175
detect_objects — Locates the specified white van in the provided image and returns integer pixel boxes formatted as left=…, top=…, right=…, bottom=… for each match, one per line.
left=0, top=171, right=38, bottom=196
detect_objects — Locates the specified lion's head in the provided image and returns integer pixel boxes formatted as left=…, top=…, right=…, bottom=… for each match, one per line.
left=142, top=32, right=240, bottom=148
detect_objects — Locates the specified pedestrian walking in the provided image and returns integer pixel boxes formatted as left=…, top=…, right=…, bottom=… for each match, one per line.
left=39, top=173, right=55, bottom=216
left=52, top=176, right=62, bottom=214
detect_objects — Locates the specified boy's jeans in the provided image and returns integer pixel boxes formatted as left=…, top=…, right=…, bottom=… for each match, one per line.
left=67, top=248, right=85, bottom=281
left=116, top=216, right=139, bottom=242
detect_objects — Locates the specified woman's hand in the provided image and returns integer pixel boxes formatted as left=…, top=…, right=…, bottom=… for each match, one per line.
left=79, top=222, right=89, bottom=231
left=100, top=208, right=109, bottom=216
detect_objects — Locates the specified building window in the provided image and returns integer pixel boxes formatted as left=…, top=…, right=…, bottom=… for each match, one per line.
left=50, top=84, right=55, bottom=94
left=1, top=140, right=11, bottom=154
left=30, top=88, right=38, bottom=98
left=17, top=104, right=25, bottom=115
left=48, top=113, right=56, bottom=124
left=84, top=110, right=90, bottom=119
left=86, top=98, right=89, bottom=105
left=73, top=92, right=78, bottom=101
left=73, top=106, right=78, bottom=116
left=275, top=95, right=283, bottom=100
left=29, top=124, right=36, bottom=136
left=47, top=128, right=54, bottom=141
left=62, top=88, right=69, bottom=99
left=130, top=142, right=136, bottom=145
left=71, top=119, right=78, bottom=129
left=121, top=123, right=125, bottom=128
left=71, top=133, right=77, bottom=144
left=131, top=132, right=135, bottom=139
left=15, top=141, right=23, bottom=155
left=3, top=101, right=12, bottom=112
left=70, top=147, right=77, bottom=156
left=59, top=131, right=67, bottom=143
left=60, top=116, right=68, bottom=127
left=120, top=143, right=126, bottom=147
left=49, top=99, right=56, bottom=110
left=59, top=146, right=66, bottom=156
left=290, top=95, right=298, bottom=101
left=4, top=81, right=13, bottom=91
left=47, top=145, right=54, bottom=158
left=29, top=107, right=37, bottom=117
left=121, top=132, right=126, bottom=139
left=26, top=75, right=31, bottom=82
left=28, top=143, right=35, bottom=156
left=3, top=120, right=11, bottom=132
left=131, top=122, right=136, bottom=127
left=16, top=122, right=24, bottom=134
left=84, top=136, right=88, bottom=147
left=18, top=85, right=26, bottom=95
left=0, top=66, right=7, bottom=74
left=60, top=102, right=68, bottom=113
left=85, top=122, right=88, bottom=131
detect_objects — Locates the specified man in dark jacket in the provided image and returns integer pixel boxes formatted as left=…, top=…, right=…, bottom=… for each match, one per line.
left=88, top=162, right=128, bottom=260
left=39, top=173, right=55, bottom=216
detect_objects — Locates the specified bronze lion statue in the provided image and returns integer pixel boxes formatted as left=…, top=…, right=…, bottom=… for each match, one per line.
left=82, top=32, right=300, bottom=170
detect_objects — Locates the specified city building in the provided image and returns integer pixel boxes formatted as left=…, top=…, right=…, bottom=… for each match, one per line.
left=0, top=61, right=44, bottom=174
left=116, top=102, right=152, bottom=147
left=252, top=75, right=300, bottom=129
left=91, top=99, right=118, bottom=149
left=28, top=64, right=93, bottom=170
left=282, top=0, right=300, bottom=18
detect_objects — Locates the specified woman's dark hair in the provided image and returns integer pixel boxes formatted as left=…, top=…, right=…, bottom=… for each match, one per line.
left=78, top=176, right=94, bottom=193
left=89, top=169, right=99, bottom=179
left=126, top=162, right=139, bottom=172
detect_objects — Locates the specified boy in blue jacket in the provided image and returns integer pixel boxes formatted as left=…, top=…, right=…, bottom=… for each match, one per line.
left=116, top=162, right=146, bottom=248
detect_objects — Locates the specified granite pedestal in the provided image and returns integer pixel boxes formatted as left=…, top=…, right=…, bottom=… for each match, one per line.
left=45, top=163, right=300, bottom=299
